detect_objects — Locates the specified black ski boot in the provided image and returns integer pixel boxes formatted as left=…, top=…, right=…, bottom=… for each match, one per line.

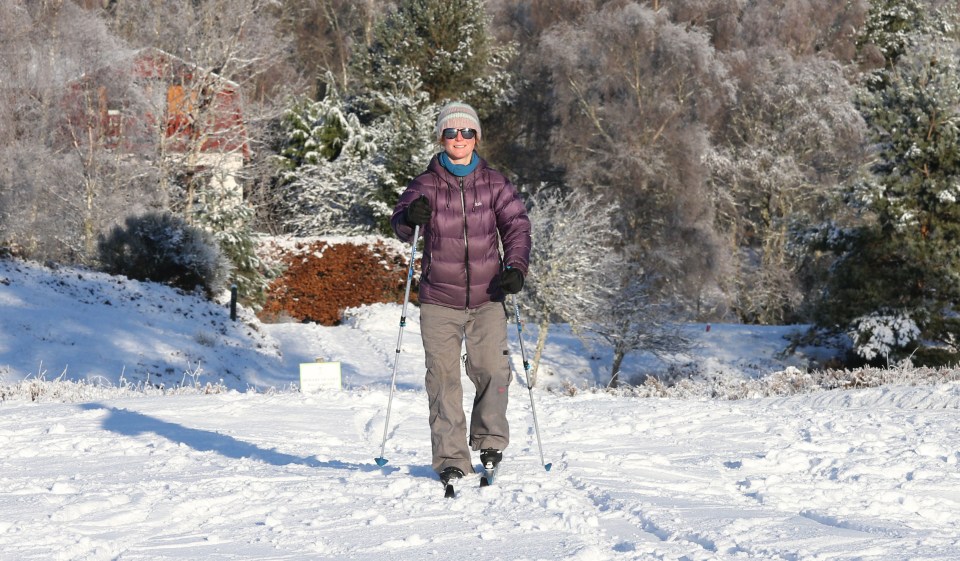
left=479, top=449, right=502, bottom=487
left=440, top=466, right=464, bottom=498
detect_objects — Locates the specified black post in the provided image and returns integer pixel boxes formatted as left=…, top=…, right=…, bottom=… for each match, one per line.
left=230, top=284, right=238, bottom=321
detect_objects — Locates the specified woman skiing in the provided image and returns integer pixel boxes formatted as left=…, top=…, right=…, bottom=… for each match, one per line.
left=391, top=101, right=531, bottom=488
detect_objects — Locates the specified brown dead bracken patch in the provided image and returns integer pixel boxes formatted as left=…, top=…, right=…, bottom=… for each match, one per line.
left=259, top=239, right=419, bottom=326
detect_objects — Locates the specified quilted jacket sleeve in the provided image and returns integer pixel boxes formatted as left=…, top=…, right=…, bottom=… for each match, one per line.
left=492, top=172, right=531, bottom=277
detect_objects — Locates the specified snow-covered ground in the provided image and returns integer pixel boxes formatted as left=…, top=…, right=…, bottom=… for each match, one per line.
left=2, top=258, right=959, bottom=560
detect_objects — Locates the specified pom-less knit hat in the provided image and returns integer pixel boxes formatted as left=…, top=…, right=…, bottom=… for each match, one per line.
left=435, top=101, right=482, bottom=142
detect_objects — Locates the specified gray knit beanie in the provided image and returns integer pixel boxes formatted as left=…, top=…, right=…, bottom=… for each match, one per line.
left=435, top=102, right=482, bottom=142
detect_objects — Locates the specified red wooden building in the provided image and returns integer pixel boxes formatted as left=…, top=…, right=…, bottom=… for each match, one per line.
left=64, top=47, right=250, bottom=201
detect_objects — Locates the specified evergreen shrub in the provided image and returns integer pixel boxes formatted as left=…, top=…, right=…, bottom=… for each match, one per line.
left=97, top=211, right=231, bottom=298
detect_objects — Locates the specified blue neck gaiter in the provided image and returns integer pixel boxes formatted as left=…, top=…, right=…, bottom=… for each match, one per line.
left=439, top=152, right=479, bottom=177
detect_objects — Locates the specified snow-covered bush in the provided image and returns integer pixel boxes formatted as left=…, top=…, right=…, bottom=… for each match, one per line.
left=564, top=364, right=960, bottom=400
left=97, top=211, right=231, bottom=298
left=849, top=309, right=920, bottom=363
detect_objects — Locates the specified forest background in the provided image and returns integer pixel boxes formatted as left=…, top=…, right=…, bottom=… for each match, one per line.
left=2, top=0, right=960, bottom=378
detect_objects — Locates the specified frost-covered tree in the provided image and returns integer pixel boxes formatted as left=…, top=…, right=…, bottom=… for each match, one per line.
left=275, top=88, right=392, bottom=235
left=539, top=2, right=731, bottom=319
left=98, top=0, right=295, bottom=254
left=816, top=27, right=960, bottom=364
left=353, top=0, right=516, bottom=110
left=189, top=190, right=269, bottom=308
left=856, top=0, right=931, bottom=70
left=347, top=0, right=516, bottom=227
left=587, top=260, right=691, bottom=388
left=101, top=0, right=286, bottom=86
left=849, top=309, right=921, bottom=364
left=514, top=178, right=691, bottom=389
left=365, top=87, right=439, bottom=231
left=666, top=0, right=869, bottom=60
left=710, top=53, right=866, bottom=324
left=0, top=1, right=161, bottom=264
left=520, top=188, right=622, bottom=385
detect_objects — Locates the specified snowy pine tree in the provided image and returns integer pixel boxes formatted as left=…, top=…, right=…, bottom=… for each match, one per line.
left=344, top=0, right=517, bottom=232
left=856, top=0, right=932, bottom=71
left=362, top=76, right=439, bottom=232
left=276, top=87, right=392, bottom=235
left=190, top=194, right=270, bottom=309
left=818, top=15, right=960, bottom=365
left=353, top=0, right=515, bottom=109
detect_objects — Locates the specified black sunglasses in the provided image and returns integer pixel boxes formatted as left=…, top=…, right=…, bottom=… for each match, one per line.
left=442, top=128, right=477, bottom=140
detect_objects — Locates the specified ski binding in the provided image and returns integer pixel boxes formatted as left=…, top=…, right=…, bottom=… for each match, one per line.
left=440, top=467, right=464, bottom=499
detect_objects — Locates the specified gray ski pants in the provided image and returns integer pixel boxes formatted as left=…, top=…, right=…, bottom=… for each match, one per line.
left=420, top=301, right=512, bottom=475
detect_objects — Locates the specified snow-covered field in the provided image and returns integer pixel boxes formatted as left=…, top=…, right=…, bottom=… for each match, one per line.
left=2, top=258, right=959, bottom=560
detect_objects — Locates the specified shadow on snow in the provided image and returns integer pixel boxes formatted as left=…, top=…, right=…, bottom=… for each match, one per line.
left=78, top=402, right=389, bottom=473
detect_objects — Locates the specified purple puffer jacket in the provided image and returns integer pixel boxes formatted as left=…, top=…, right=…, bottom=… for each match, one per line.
left=391, top=154, right=531, bottom=310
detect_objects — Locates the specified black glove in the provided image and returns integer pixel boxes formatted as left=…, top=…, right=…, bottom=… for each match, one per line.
left=405, top=196, right=431, bottom=226
left=499, top=268, right=524, bottom=294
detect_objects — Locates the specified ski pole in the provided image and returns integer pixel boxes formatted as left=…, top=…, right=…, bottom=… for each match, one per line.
left=375, top=225, right=419, bottom=467
left=512, top=295, right=552, bottom=472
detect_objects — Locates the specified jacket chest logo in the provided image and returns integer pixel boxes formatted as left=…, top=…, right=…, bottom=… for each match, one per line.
left=473, top=201, right=482, bottom=208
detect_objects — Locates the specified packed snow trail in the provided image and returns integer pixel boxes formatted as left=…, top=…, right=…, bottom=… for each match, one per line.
left=1, top=382, right=959, bottom=560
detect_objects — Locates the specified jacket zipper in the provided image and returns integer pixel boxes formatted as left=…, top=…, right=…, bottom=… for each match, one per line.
left=459, top=176, right=470, bottom=309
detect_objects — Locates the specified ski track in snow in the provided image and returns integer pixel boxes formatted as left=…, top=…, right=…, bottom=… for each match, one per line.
left=2, top=384, right=959, bottom=560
